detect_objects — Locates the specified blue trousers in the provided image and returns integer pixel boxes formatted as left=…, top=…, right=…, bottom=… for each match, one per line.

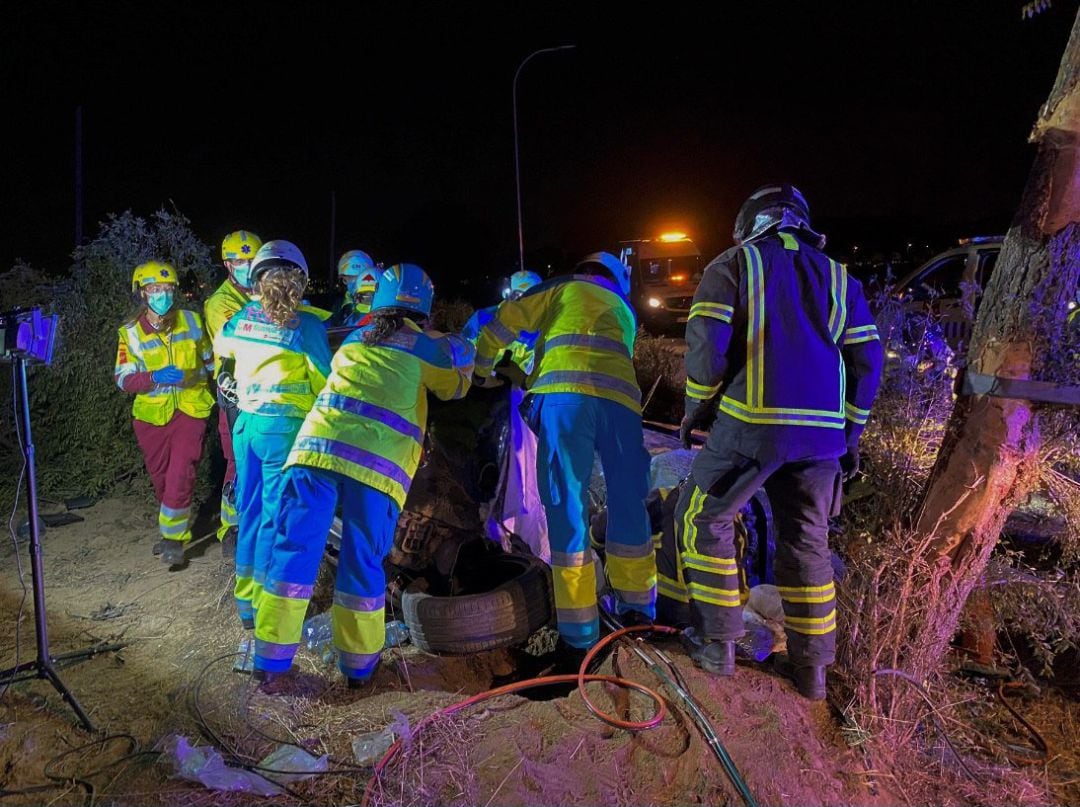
left=532, top=393, right=656, bottom=648
left=254, top=466, right=400, bottom=681
left=232, top=411, right=303, bottom=628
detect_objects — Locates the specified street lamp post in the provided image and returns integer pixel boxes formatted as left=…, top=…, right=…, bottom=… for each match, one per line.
left=513, top=45, right=575, bottom=272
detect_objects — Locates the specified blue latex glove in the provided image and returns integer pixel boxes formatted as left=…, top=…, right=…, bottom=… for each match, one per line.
left=152, top=365, right=184, bottom=385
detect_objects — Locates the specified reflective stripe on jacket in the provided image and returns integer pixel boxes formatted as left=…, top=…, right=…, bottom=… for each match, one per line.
left=286, top=320, right=475, bottom=507
left=684, top=231, right=883, bottom=450
left=115, top=309, right=214, bottom=425
left=475, top=275, right=641, bottom=414
left=214, top=303, right=332, bottom=418
left=204, top=279, right=250, bottom=374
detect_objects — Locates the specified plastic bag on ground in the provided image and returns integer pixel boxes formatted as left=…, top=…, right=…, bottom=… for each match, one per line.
left=352, top=727, right=395, bottom=765
left=258, top=744, right=329, bottom=785
left=157, top=735, right=283, bottom=796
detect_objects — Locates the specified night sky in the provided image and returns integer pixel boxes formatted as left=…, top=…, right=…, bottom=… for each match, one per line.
left=3, top=1, right=1076, bottom=299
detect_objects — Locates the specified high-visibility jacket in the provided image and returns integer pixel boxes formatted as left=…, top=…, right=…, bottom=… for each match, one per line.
left=463, top=304, right=538, bottom=373
left=114, top=309, right=215, bottom=425
left=286, top=319, right=474, bottom=508
left=684, top=230, right=884, bottom=458
left=214, top=303, right=333, bottom=418
left=204, top=279, right=250, bottom=341
left=475, top=275, right=641, bottom=414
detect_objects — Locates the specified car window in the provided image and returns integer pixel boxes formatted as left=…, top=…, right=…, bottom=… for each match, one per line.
left=905, top=255, right=967, bottom=301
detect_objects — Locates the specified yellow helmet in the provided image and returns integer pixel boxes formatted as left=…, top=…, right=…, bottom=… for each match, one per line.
left=221, top=230, right=263, bottom=261
left=131, top=261, right=179, bottom=293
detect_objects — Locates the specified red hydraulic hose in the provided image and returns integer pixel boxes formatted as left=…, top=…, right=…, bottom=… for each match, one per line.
left=361, top=624, right=675, bottom=807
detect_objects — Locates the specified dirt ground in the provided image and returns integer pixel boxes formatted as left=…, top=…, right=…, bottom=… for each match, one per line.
left=2, top=495, right=893, bottom=806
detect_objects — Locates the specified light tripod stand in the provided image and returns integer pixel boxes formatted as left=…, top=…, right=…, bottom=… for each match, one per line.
left=1, top=351, right=125, bottom=733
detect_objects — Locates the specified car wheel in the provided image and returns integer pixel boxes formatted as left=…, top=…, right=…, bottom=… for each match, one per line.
left=402, top=553, right=554, bottom=654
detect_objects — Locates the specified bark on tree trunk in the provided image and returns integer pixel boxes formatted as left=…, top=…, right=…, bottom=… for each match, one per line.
left=905, top=9, right=1080, bottom=679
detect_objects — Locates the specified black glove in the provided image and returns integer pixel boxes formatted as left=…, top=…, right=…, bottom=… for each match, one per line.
left=840, top=447, right=860, bottom=481
left=679, top=407, right=715, bottom=450
left=472, top=372, right=503, bottom=389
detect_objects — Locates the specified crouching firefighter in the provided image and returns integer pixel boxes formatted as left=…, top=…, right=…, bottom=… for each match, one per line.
left=475, top=253, right=656, bottom=660
left=214, top=240, right=332, bottom=630
left=115, top=261, right=215, bottom=568
left=253, top=264, right=474, bottom=687
left=675, top=184, right=883, bottom=700
left=205, top=229, right=264, bottom=557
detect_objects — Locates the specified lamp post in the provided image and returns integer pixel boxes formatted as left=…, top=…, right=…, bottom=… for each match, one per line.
left=513, top=45, right=575, bottom=272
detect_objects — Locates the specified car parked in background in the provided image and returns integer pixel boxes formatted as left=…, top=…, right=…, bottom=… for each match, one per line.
left=887, top=236, right=1004, bottom=353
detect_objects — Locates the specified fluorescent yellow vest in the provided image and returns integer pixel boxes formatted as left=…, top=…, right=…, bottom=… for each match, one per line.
left=286, top=320, right=473, bottom=508
left=114, top=309, right=214, bottom=425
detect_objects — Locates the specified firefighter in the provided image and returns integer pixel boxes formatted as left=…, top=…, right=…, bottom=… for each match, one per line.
left=253, top=264, right=474, bottom=686
left=674, top=184, right=883, bottom=700
left=204, top=229, right=264, bottom=558
left=475, top=253, right=656, bottom=658
left=214, top=240, right=332, bottom=630
left=115, top=261, right=215, bottom=568
left=329, top=249, right=380, bottom=327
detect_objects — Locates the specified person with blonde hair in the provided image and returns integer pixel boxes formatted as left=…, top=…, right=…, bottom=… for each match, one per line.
left=215, top=240, right=331, bottom=630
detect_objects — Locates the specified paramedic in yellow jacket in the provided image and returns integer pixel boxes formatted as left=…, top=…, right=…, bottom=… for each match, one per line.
left=475, top=252, right=656, bottom=657
left=253, top=264, right=474, bottom=686
left=204, top=229, right=263, bottom=557
left=214, top=240, right=332, bottom=630
left=115, top=261, right=215, bottom=568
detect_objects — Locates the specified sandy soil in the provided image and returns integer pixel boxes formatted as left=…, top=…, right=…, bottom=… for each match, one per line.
left=0, top=494, right=891, bottom=806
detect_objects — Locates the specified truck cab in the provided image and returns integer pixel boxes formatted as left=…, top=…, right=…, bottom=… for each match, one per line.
left=619, top=232, right=704, bottom=333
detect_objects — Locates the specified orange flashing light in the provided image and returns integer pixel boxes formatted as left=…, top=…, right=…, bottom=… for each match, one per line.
left=657, top=231, right=688, bottom=242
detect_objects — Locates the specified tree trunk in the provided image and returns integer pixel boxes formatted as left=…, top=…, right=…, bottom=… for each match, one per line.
left=905, top=9, right=1080, bottom=679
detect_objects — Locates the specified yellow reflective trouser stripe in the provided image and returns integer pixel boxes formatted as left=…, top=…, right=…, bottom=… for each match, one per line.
left=606, top=553, right=657, bottom=599
left=686, top=378, right=722, bottom=400
left=255, top=590, right=310, bottom=648
left=845, top=402, right=870, bottom=424
left=219, top=491, right=238, bottom=534
left=331, top=602, right=385, bottom=657
left=552, top=559, right=598, bottom=613
left=657, top=573, right=689, bottom=603
left=681, top=486, right=707, bottom=556
left=687, top=582, right=742, bottom=607
left=159, top=504, right=191, bottom=542
left=778, top=583, right=836, bottom=604
left=682, top=552, right=739, bottom=575
left=235, top=574, right=254, bottom=606
left=785, top=609, right=838, bottom=635
left=651, top=532, right=662, bottom=550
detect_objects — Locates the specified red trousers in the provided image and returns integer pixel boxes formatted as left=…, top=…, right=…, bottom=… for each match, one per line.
left=218, top=407, right=236, bottom=486
left=133, top=412, right=207, bottom=511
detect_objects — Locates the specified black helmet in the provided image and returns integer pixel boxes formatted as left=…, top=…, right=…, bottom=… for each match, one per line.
left=733, top=184, right=824, bottom=248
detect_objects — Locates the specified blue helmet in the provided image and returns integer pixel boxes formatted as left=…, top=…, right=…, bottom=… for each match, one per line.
left=371, top=263, right=435, bottom=317
left=577, top=251, right=631, bottom=297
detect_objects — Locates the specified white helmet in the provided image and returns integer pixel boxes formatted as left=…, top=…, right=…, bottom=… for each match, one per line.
left=251, top=240, right=309, bottom=284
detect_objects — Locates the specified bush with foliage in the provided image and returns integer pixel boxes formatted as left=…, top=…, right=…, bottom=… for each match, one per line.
left=0, top=209, right=218, bottom=506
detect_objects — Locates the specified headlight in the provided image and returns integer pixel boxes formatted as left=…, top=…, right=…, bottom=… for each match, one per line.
left=647, top=297, right=662, bottom=309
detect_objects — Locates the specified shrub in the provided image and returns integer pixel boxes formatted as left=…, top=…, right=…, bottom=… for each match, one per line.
left=0, top=209, right=218, bottom=505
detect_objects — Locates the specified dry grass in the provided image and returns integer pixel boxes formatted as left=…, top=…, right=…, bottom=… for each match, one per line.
left=830, top=329, right=1080, bottom=806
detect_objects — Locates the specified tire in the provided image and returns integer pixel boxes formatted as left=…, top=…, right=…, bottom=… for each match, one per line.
left=402, top=553, right=554, bottom=654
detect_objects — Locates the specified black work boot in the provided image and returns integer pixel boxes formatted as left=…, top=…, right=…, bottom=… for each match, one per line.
left=551, top=639, right=592, bottom=676
left=220, top=526, right=238, bottom=561
left=680, top=627, right=736, bottom=677
left=151, top=539, right=168, bottom=556
left=692, top=640, right=736, bottom=677
left=773, top=654, right=827, bottom=701
left=160, top=540, right=185, bottom=568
